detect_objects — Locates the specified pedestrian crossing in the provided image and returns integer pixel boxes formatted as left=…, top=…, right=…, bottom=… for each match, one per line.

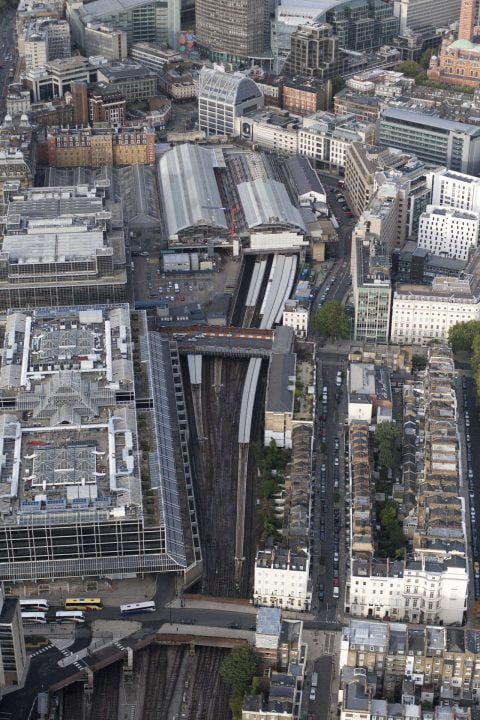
left=59, top=646, right=83, bottom=670
left=29, top=644, right=52, bottom=658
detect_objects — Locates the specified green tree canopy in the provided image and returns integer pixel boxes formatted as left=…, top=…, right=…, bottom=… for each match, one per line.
left=375, top=421, right=401, bottom=470
left=448, top=320, right=480, bottom=353
left=419, top=47, right=435, bottom=69
left=412, top=354, right=427, bottom=372
left=313, top=300, right=350, bottom=339
left=220, top=646, right=259, bottom=697
left=378, top=500, right=406, bottom=559
left=394, top=60, right=422, bottom=77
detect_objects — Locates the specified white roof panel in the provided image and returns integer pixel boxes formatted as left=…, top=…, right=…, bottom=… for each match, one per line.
left=158, top=144, right=228, bottom=239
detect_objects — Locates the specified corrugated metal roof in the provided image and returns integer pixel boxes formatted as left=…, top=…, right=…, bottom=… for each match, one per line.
left=238, top=178, right=307, bottom=231
left=158, top=144, right=228, bottom=240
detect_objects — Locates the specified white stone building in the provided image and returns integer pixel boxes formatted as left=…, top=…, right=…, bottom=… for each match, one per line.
left=254, top=547, right=311, bottom=611
left=391, top=277, right=480, bottom=345
left=282, top=299, right=308, bottom=338
left=236, top=109, right=299, bottom=154
left=427, top=167, right=480, bottom=214
left=418, top=205, right=479, bottom=261
left=198, top=67, right=264, bottom=137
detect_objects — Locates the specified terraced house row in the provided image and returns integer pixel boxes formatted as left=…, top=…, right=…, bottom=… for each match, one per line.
left=345, top=345, right=468, bottom=625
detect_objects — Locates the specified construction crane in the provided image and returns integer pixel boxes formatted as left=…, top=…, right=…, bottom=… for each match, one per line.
left=201, top=205, right=237, bottom=239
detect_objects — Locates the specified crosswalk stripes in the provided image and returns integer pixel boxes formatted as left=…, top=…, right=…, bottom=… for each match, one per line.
left=30, top=644, right=52, bottom=658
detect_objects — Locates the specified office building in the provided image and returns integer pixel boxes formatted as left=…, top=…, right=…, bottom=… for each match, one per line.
left=83, top=24, right=127, bottom=60
left=286, top=23, right=342, bottom=79
left=418, top=205, right=479, bottom=261
left=46, top=126, right=156, bottom=168
left=96, top=62, right=158, bottom=102
left=393, top=0, right=461, bottom=33
left=23, top=19, right=71, bottom=71
left=0, top=307, right=202, bottom=583
left=391, top=277, right=480, bottom=345
left=325, top=0, right=398, bottom=51
left=198, top=68, right=264, bottom=137
left=88, top=84, right=126, bottom=125
left=69, top=0, right=180, bottom=47
left=298, top=112, right=375, bottom=172
left=378, top=108, right=480, bottom=174
left=195, top=0, right=265, bottom=62
left=427, top=168, right=480, bottom=213
left=334, top=91, right=382, bottom=123
left=236, top=109, right=300, bottom=154
left=352, top=236, right=392, bottom=343
left=24, top=55, right=91, bottom=103
left=282, top=78, right=330, bottom=117
left=130, top=42, right=183, bottom=71
left=0, top=587, right=27, bottom=694
left=0, top=184, right=127, bottom=308
left=345, top=143, right=431, bottom=228
left=393, top=241, right=466, bottom=284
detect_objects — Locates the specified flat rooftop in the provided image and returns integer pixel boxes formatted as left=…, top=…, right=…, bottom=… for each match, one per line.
left=0, top=305, right=140, bottom=524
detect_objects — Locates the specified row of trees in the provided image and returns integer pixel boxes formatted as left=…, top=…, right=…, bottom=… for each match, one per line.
left=220, top=647, right=259, bottom=719
left=394, top=50, right=475, bottom=94
left=448, top=321, right=480, bottom=398
left=375, top=421, right=401, bottom=471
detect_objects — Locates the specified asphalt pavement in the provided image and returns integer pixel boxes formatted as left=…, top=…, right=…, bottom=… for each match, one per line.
left=0, top=10, right=17, bottom=116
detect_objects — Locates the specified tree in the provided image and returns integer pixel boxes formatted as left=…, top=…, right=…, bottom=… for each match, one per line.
left=448, top=320, right=480, bottom=353
left=412, top=354, right=427, bottom=372
left=420, top=48, right=435, bottom=69
left=378, top=500, right=406, bottom=559
left=220, top=646, right=259, bottom=697
left=375, top=421, right=401, bottom=470
left=394, top=60, right=422, bottom=77
left=313, top=300, right=350, bottom=339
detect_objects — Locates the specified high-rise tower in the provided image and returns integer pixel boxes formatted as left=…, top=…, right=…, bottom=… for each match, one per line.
left=195, top=0, right=265, bottom=60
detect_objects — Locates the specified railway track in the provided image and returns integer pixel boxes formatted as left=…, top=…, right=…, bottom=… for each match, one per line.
left=141, top=645, right=168, bottom=720
left=183, top=356, right=248, bottom=596
left=61, top=682, right=84, bottom=720
left=160, top=646, right=186, bottom=717
left=185, top=647, right=231, bottom=720
left=89, top=662, right=121, bottom=720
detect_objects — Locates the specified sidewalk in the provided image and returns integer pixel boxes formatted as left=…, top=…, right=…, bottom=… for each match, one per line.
left=12, top=575, right=157, bottom=607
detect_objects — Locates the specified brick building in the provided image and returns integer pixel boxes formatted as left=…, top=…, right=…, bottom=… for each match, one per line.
left=46, top=126, right=155, bottom=167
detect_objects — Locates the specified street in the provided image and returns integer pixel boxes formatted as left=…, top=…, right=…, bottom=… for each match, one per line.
left=0, top=9, right=17, bottom=116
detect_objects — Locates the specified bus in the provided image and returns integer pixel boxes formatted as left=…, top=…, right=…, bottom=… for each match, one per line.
left=21, top=612, right=47, bottom=624
left=120, top=601, right=156, bottom=616
left=56, top=611, right=85, bottom=623
left=311, top=672, right=318, bottom=689
left=64, top=597, right=103, bottom=611
left=20, top=599, right=49, bottom=612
